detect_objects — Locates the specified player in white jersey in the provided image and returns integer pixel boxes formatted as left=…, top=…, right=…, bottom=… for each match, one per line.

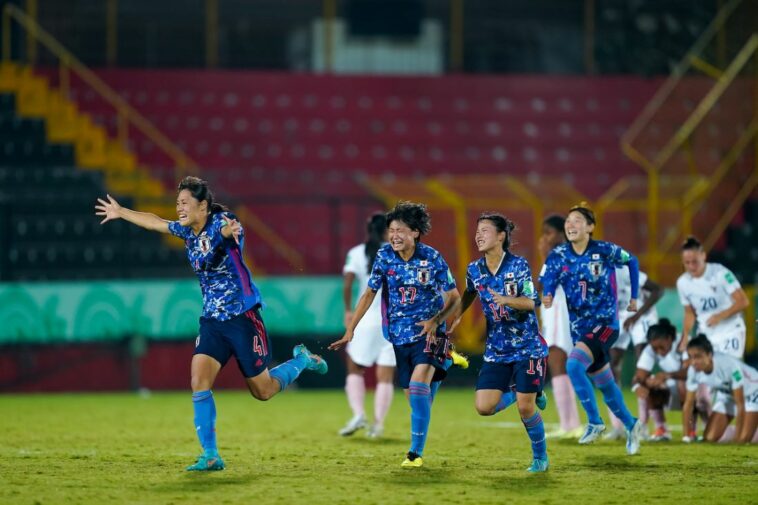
left=631, top=319, right=693, bottom=441
left=605, top=269, right=663, bottom=440
left=676, top=236, right=749, bottom=358
left=538, top=215, right=582, bottom=439
left=339, top=213, right=396, bottom=438
left=684, top=335, right=758, bottom=443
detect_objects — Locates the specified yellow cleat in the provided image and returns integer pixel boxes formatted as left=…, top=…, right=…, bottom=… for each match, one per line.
left=401, top=452, right=423, bottom=468
left=450, top=350, right=469, bottom=369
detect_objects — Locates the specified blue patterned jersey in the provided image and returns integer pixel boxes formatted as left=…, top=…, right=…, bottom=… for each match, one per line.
left=539, top=240, right=637, bottom=342
left=169, top=211, right=262, bottom=321
left=367, top=243, right=456, bottom=346
left=465, top=253, right=546, bottom=363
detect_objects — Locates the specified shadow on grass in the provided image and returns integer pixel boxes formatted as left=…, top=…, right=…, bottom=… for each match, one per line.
left=152, top=472, right=260, bottom=493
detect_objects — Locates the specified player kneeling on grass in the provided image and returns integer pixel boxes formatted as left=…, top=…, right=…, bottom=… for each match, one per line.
left=683, top=335, right=758, bottom=443
left=449, top=213, right=549, bottom=473
left=95, top=176, right=328, bottom=472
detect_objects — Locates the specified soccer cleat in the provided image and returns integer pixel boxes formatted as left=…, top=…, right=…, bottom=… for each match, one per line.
left=536, top=391, right=548, bottom=411
left=401, top=451, right=423, bottom=468
left=338, top=414, right=367, bottom=436
left=626, top=419, right=643, bottom=455
left=450, top=349, right=469, bottom=369
left=186, top=453, right=225, bottom=471
left=526, top=457, right=549, bottom=473
left=651, top=426, right=672, bottom=442
left=366, top=424, right=384, bottom=439
left=603, top=427, right=625, bottom=441
left=578, top=423, right=606, bottom=444
left=293, top=344, right=328, bottom=374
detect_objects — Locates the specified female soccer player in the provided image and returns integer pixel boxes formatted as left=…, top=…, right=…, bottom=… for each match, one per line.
left=540, top=203, right=644, bottom=455
left=683, top=335, right=758, bottom=443
left=631, top=319, right=691, bottom=441
left=676, top=236, right=749, bottom=358
left=339, top=213, right=396, bottom=439
left=451, top=213, right=549, bottom=472
left=329, top=201, right=461, bottom=468
left=537, top=215, right=582, bottom=440
left=95, top=176, right=328, bottom=471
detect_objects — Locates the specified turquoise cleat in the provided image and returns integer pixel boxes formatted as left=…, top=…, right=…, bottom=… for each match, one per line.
left=536, top=391, right=548, bottom=411
left=186, top=453, right=225, bottom=471
left=293, top=344, right=329, bottom=375
left=526, top=457, right=549, bottom=473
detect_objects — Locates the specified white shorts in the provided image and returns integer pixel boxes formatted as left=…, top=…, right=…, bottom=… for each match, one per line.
left=540, top=295, right=573, bottom=356
left=346, top=323, right=396, bottom=368
left=613, top=315, right=655, bottom=350
left=711, top=383, right=758, bottom=415
left=705, top=327, right=746, bottom=359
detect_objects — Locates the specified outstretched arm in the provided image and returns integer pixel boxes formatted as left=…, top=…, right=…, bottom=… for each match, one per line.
left=95, top=194, right=170, bottom=233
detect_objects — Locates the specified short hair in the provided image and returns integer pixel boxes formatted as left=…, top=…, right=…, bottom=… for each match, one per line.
left=687, top=334, right=713, bottom=354
left=568, top=201, right=595, bottom=225
left=385, top=201, right=431, bottom=241
left=477, top=212, right=516, bottom=252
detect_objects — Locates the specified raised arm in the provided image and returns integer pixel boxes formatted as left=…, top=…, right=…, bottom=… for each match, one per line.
left=95, top=194, right=170, bottom=233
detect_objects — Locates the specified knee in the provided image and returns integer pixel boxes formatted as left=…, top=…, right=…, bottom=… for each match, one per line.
left=704, top=430, right=721, bottom=443
left=250, top=388, right=274, bottom=401
left=475, top=401, right=495, bottom=416
left=191, top=375, right=210, bottom=393
left=517, top=404, right=535, bottom=419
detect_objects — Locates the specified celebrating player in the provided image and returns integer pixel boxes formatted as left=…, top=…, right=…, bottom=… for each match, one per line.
left=338, top=213, right=396, bottom=438
left=329, top=201, right=461, bottom=468
left=450, top=213, right=549, bottom=472
left=95, top=176, right=328, bottom=471
left=540, top=203, right=644, bottom=455
left=676, top=236, right=749, bottom=358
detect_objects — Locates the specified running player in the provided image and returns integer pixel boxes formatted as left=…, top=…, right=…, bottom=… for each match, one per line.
left=676, top=237, right=749, bottom=358
left=540, top=203, right=644, bottom=455
left=329, top=201, right=461, bottom=468
left=95, top=176, right=328, bottom=471
left=450, top=213, right=549, bottom=472
left=339, top=213, right=396, bottom=438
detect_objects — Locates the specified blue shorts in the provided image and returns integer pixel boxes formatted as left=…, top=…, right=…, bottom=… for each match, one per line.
left=196, top=306, right=272, bottom=378
left=476, top=357, right=546, bottom=394
left=393, top=334, right=450, bottom=389
left=580, top=325, right=619, bottom=374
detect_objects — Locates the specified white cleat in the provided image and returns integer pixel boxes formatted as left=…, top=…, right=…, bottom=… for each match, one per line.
left=578, top=423, right=606, bottom=444
left=626, top=420, right=643, bottom=455
left=603, top=427, right=626, bottom=441
left=366, top=424, right=384, bottom=439
left=338, top=415, right=367, bottom=436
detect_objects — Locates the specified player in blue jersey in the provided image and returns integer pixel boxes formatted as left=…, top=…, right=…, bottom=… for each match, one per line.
left=449, top=213, right=549, bottom=472
left=95, top=176, right=328, bottom=471
left=329, top=201, right=461, bottom=468
left=539, top=203, right=644, bottom=455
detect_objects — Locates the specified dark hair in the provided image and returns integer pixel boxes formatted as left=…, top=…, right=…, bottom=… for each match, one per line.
left=681, top=236, right=703, bottom=252
left=477, top=212, right=516, bottom=252
left=543, top=214, right=566, bottom=234
left=687, top=334, right=713, bottom=354
left=568, top=202, right=596, bottom=226
left=177, top=176, right=228, bottom=214
left=385, top=201, right=431, bottom=242
left=646, top=318, right=677, bottom=343
left=365, top=212, right=387, bottom=273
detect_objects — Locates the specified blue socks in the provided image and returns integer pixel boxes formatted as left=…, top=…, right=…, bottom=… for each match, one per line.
left=495, top=390, right=517, bottom=414
left=566, top=348, right=603, bottom=425
left=270, top=355, right=309, bottom=391
left=408, top=381, right=432, bottom=456
left=521, top=412, right=547, bottom=459
left=192, top=390, right=217, bottom=455
left=592, top=367, right=636, bottom=430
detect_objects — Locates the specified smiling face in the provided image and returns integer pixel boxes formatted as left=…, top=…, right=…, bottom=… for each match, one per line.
left=176, top=189, right=207, bottom=228
left=475, top=219, right=505, bottom=254
left=388, top=219, right=419, bottom=255
left=565, top=210, right=594, bottom=244
left=681, top=249, right=706, bottom=277
left=687, top=346, right=713, bottom=373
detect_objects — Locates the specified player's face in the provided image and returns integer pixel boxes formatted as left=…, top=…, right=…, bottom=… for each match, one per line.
left=388, top=220, right=419, bottom=254
left=539, top=224, right=564, bottom=256
left=475, top=220, right=505, bottom=253
left=651, top=337, right=673, bottom=356
left=681, top=249, right=706, bottom=276
left=564, top=211, right=594, bottom=243
left=176, top=189, right=206, bottom=227
left=687, top=347, right=712, bottom=372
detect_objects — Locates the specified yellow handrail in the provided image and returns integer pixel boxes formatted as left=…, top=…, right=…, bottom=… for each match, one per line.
left=1, top=4, right=195, bottom=180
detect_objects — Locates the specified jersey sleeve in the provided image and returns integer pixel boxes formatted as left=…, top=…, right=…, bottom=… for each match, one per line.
left=367, top=252, right=385, bottom=291
left=727, top=357, right=745, bottom=390
left=607, top=242, right=633, bottom=267
left=168, top=221, right=192, bottom=239
left=343, top=246, right=362, bottom=276
left=718, top=265, right=742, bottom=295
left=639, top=271, right=648, bottom=288
left=676, top=277, right=691, bottom=307
left=517, top=258, right=539, bottom=302
left=686, top=366, right=699, bottom=392
left=204, top=212, right=239, bottom=250
left=636, top=345, right=656, bottom=372
left=435, top=254, right=456, bottom=292
left=539, top=251, right=561, bottom=296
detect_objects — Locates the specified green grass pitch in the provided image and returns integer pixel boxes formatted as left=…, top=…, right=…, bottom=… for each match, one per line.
left=1, top=389, right=756, bottom=505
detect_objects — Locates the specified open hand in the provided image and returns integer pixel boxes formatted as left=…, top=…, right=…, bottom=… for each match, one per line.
left=328, top=331, right=353, bottom=351
left=222, top=215, right=242, bottom=245
left=94, top=194, right=122, bottom=224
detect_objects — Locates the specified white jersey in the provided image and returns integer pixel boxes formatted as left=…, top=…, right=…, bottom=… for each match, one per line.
left=540, top=285, right=573, bottom=355
left=637, top=336, right=684, bottom=374
left=616, top=269, right=657, bottom=323
left=344, top=243, right=383, bottom=320
left=676, top=263, right=745, bottom=340
left=685, top=352, right=757, bottom=394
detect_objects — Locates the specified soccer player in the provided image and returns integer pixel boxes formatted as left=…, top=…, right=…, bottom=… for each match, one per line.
left=631, top=319, right=691, bottom=441
left=339, top=213, right=396, bottom=438
left=605, top=268, right=663, bottom=440
left=95, top=176, right=328, bottom=471
left=537, top=215, right=583, bottom=440
left=329, top=201, right=461, bottom=468
left=683, top=335, right=758, bottom=443
left=450, top=213, right=549, bottom=472
left=676, top=236, right=749, bottom=358
left=540, top=203, right=644, bottom=455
